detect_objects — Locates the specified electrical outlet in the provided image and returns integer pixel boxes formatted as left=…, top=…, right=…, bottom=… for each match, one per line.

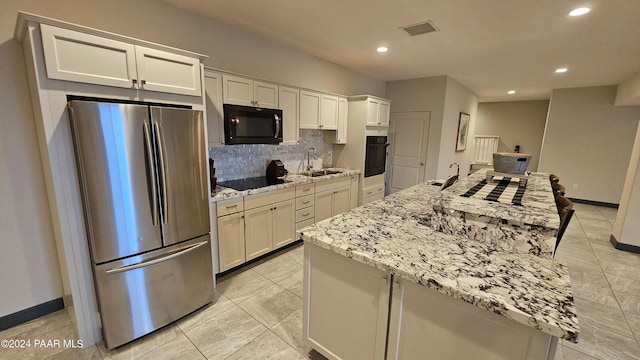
left=573, top=184, right=578, bottom=190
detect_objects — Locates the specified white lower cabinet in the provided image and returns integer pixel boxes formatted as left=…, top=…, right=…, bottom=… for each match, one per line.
left=304, top=243, right=559, bottom=360
left=315, top=187, right=349, bottom=222
left=245, top=199, right=295, bottom=261
left=304, top=244, right=390, bottom=360
left=217, top=211, right=245, bottom=272
left=314, top=190, right=333, bottom=223
left=295, top=183, right=316, bottom=237
left=243, top=188, right=296, bottom=262
left=315, top=177, right=351, bottom=223
left=272, top=199, right=296, bottom=249
left=362, top=183, right=385, bottom=205
left=216, top=177, right=355, bottom=272
left=244, top=204, right=272, bottom=260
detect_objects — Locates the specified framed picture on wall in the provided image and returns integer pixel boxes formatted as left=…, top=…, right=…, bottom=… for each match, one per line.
left=456, top=112, right=470, bottom=151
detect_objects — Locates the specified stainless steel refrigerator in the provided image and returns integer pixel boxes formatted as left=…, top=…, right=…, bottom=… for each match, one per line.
left=68, top=100, right=213, bottom=349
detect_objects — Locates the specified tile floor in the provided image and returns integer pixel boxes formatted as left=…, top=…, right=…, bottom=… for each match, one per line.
left=1, top=203, right=639, bottom=359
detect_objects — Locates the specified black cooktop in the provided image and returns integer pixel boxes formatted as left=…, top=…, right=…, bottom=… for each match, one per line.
left=218, top=176, right=291, bottom=191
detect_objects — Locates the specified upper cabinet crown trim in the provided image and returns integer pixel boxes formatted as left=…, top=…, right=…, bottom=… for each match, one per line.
left=348, top=94, right=392, bottom=102
left=14, top=11, right=207, bottom=61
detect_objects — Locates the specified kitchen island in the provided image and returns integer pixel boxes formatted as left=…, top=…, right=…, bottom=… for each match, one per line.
left=299, top=170, right=578, bottom=360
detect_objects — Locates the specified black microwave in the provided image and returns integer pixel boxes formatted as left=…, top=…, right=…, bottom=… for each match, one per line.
left=223, top=104, right=283, bottom=145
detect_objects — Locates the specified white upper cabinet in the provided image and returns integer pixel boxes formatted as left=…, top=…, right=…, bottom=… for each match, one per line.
left=40, top=24, right=202, bottom=97
left=222, top=74, right=278, bottom=109
left=300, top=90, right=345, bottom=131
left=40, top=24, right=136, bottom=89
left=134, top=46, right=201, bottom=96
left=204, top=70, right=224, bottom=147
left=320, top=94, right=338, bottom=130
left=366, top=97, right=391, bottom=127
left=254, top=81, right=279, bottom=109
left=335, top=97, right=348, bottom=144
left=279, top=86, right=300, bottom=144
left=299, top=90, right=321, bottom=129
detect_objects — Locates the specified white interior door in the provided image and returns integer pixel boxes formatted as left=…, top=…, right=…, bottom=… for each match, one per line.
left=387, top=112, right=430, bottom=194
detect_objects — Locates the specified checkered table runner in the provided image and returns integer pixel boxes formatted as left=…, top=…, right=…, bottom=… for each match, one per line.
left=460, top=177, right=526, bottom=206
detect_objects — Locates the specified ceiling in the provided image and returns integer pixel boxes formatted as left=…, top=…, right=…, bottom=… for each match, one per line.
left=162, top=0, right=640, bottom=102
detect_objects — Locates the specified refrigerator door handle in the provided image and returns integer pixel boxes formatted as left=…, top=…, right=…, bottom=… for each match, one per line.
left=154, top=122, right=169, bottom=224
left=105, top=240, right=208, bottom=274
left=143, top=122, right=159, bottom=226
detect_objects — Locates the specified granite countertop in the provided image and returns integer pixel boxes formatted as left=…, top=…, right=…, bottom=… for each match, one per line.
left=299, top=172, right=579, bottom=343
left=443, top=169, right=560, bottom=229
left=210, top=168, right=360, bottom=202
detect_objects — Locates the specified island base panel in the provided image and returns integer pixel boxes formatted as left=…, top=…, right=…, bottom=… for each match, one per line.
left=387, top=278, right=557, bottom=359
left=303, top=244, right=390, bottom=360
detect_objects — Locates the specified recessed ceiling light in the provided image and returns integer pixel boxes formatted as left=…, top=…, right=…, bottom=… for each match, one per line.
left=508, top=90, right=516, bottom=95
left=555, top=68, right=568, bottom=73
left=377, top=46, right=388, bottom=53
left=569, top=7, right=590, bottom=16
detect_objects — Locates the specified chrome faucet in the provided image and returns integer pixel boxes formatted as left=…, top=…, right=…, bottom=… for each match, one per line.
left=450, top=162, right=460, bottom=176
left=307, top=147, right=316, bottom=171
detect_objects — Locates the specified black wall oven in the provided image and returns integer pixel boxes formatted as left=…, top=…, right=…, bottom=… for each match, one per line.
left=364, top=136, right=390, bottom=177
left=223, top=104, right=283, bottom=144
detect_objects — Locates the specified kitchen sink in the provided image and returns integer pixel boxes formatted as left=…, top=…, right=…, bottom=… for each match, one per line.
left=302, top=169, right=344, bottom=177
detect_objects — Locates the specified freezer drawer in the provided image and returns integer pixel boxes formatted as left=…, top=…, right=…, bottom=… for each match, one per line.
left=94, top=235, right=214, bottom=349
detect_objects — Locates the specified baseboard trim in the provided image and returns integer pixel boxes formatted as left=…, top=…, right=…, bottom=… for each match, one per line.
left=569, top=198, right=619, bottom=209
left=0, top=298, right=64, bottom=332
left=610, top=234, right=640, bottom=254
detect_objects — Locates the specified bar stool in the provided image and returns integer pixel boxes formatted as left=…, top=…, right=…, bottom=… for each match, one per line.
left=554, top=196, right=575, bottom=252
left=549, top=174, right=560, bottom=184
left=552, top=183, right=566, bottom=197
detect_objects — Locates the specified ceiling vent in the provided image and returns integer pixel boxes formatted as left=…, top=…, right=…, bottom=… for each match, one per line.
left=402, top=21, right=438, bottom=36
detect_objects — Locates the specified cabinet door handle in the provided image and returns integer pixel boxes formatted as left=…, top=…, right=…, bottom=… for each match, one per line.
left=132, top=79, right=138, bottom=86
left=141, top=79, right=146, bottom=86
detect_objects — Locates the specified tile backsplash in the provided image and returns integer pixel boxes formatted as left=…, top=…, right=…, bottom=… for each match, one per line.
left=209, top=129, right=333, bottom=181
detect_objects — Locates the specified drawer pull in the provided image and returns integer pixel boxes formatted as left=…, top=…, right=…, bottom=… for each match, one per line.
left=226, top=204, right=238, bottom=209
left=303, top=188, right=311, bottom=192
left=302, top=212, right=310, bottom=217
left=302, top=200, right=311, bottom=204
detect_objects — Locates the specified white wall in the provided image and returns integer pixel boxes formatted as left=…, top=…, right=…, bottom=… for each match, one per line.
left=0, top=0, right=384, bottom=318
left=0, top=36, right=62, bottom=317
left=385, top=76, right=447, bottom=179
left=475, top=100, right=549, bottom=171
left=441, top=77, right=479, bottom=178
left=539, top=86, right=640, bottom=203
left=613, top=123, right=640, bottom=247
left=385, top=76, right=478, bottom=179
left=615, top=71, right=640, bottom=106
